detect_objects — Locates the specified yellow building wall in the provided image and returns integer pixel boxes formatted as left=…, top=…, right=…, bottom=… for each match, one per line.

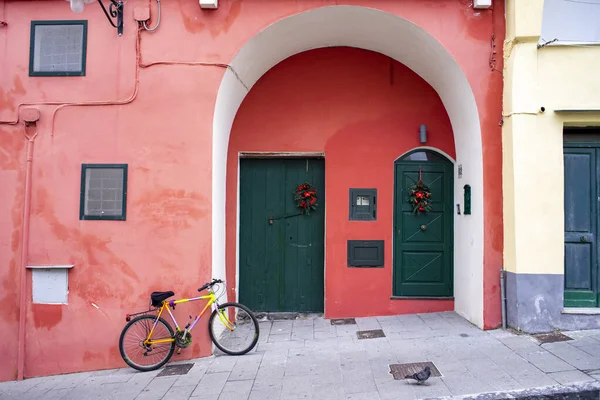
left=504, top=0, right=600, bottom=275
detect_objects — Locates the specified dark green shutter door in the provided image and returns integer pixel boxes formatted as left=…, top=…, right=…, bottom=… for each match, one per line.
left=239, top=158, right=325, bottom=312
left=393, top=161, right=453, bottom=297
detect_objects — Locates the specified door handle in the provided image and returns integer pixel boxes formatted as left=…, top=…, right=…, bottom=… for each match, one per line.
left=580, top=235, right=590, bottom=243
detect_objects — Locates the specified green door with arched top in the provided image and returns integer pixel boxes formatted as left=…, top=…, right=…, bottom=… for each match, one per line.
left=393, top=150, right=454, bottom=297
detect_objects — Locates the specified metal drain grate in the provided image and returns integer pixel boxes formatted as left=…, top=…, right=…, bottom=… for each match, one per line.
left=356, top=329, right=385, bottom=339
left=157, top=363, right=194, bottom=377
left=389, top=361, right=442, bottom=380
left=331, top=318, right=356, bottom=325
left=533, top=332, right=573, bottom=344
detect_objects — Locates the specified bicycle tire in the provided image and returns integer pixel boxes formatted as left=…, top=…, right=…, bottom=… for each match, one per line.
left=208, top=302, right=260, bottom=355
left=119, top=315, right=175, bottom=372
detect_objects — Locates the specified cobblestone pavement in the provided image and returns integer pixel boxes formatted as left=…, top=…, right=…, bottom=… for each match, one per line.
left=2, top=312, right=600, bottom=400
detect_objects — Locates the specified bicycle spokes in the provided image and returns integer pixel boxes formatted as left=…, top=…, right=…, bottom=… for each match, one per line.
left=210, top=304, right=258, bottom=355
left=119, top=316, right=175, bottom=371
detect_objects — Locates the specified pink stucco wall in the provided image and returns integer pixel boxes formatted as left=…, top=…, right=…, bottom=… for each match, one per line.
left=0, top=0, right=504, bottom=381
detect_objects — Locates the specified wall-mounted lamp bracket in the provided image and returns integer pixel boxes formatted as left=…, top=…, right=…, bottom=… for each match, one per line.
left=419, top=124, right=427, bottom=144
left=98, top=0, right=124, bottom=36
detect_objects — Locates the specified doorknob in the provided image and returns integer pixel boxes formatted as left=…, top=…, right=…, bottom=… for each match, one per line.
left=420, top=225, right=427, bottom=231
left=580, top=236, right=588, bottom=243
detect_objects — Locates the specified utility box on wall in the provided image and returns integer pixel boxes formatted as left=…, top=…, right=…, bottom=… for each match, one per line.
left=473, top=0, right=492, bottom=8
left=199, top=0, right=218, bottom=9
left=349, top=188, right=377, bottom=221
left=464, top=184, right=471, bottom=215
left=28, top=265, right=73, bottom=304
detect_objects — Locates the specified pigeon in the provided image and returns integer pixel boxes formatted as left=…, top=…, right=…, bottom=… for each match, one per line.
left=405, top=366, right=431, bottom=384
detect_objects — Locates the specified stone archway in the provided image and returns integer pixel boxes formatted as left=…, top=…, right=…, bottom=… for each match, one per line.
left=212, top=6, right=485, bottom=327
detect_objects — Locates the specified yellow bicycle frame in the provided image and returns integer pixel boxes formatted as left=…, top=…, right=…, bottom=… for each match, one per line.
left=144, top=290, right=235, bottom=346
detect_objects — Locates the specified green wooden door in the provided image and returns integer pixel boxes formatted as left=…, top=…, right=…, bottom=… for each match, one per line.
left=393, top=152, right=453, bottom=297
left=563, top=145, right=600, bottom=307
left=239, top=158, right=325, bottom=312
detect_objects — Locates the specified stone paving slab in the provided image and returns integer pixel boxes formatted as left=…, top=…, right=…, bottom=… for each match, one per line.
left=2, top=312, right=600, bottom=400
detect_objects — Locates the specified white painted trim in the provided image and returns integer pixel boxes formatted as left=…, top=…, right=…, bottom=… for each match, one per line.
left=212, top=68, right=247, bottom=288
left=213, top=5, right=484, bottom=328
left=27, top=265, right=74, bottom=269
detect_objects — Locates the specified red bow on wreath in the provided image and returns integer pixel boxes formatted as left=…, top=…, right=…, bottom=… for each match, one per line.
left=295, top=182, right=318, bottom=215
left=408, top=169, right=432, bottom=214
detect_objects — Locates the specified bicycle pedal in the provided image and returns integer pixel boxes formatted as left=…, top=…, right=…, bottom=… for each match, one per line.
left=177, top=348, right=181, bottom=355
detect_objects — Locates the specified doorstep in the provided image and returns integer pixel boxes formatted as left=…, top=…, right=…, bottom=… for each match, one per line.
left=391, top=296, right=454, bottom=300
left=562, top=307, right=600, bottom=315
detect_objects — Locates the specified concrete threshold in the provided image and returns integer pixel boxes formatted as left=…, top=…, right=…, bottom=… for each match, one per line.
left=562, top=307, right=600, bottom=315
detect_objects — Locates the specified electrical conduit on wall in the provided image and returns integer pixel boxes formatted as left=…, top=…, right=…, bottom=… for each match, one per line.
left=17, top=108, right=40, bottom=381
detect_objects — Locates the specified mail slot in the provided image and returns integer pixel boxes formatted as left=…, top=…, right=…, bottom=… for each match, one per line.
left=347, top=240, right=384, bottom=268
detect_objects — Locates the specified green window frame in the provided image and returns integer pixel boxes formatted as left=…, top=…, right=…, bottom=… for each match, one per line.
left=29, top=20, right=88, bottom=77
left=80, top=164, right=128, bottom=221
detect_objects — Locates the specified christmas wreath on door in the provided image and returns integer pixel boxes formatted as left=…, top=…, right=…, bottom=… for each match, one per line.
left=295, top=182, right=318, bottom=215
left=408, top=170, right=432, bottom=214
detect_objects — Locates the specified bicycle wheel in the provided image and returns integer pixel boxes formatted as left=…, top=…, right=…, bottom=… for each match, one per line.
left=208, top=302, right=259, bottom=355
left=119, top=315, right=175, bottom=372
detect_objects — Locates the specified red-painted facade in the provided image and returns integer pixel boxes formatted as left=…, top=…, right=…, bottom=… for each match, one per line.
left=0, top=0, right=504, bottom=381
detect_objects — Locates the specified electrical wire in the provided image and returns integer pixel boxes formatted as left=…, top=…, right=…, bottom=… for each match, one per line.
left=143, top=0, right=161, bottom=32
left=1, top=27, right=249, bottom=131
left=214, top=282, right=227, bottom=301
left=538, top=38, right=559, bottom=48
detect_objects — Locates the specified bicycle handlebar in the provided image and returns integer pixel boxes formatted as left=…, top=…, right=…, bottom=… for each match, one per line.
left=198, top=278, right=224, bottom=293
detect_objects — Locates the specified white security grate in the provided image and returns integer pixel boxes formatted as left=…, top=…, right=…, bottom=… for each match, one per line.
left=84, top=168, right=124, bottom=217
left=32, top=24, right=84, bottom=73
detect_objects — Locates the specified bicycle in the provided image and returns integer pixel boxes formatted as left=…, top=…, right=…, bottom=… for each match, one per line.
left=118, top=279, right=259, bottom=372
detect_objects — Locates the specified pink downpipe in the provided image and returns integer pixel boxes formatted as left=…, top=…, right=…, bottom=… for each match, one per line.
left=17, top=125, right=38, bottom=381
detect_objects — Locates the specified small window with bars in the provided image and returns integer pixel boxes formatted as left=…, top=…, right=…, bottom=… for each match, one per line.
left=29, top=20, right=87, bottom=77
left=80, top=164, right=127, bottom=221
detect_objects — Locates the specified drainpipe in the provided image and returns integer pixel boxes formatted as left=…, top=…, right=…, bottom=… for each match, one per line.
left=500, top=266, right=507, bottom=329
left=17, top=108, right=40, bottom=381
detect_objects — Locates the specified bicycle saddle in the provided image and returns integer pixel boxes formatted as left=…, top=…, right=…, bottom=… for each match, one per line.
left=150, top=291, right=174, bottom=307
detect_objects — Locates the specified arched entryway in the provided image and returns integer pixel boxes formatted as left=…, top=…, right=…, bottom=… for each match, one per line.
left=229, top=47, right=456, bottom=315
left=393, top=149, right=454, bottom=299
left=213, top=6, right=486, bottom=327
